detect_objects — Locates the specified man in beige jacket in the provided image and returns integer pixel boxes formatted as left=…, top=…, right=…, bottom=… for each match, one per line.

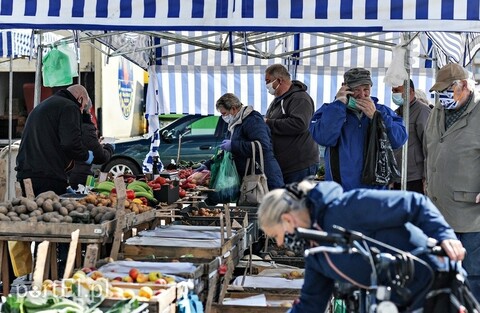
left=424, top=63, right=480, bottom=301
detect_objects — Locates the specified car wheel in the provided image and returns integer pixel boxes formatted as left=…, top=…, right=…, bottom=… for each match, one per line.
left=104, top=158, right=142, bottom=177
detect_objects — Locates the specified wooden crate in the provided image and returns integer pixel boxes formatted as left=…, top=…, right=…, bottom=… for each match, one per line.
left=123, top=228, right=245, bottom=259
left=0, top=220, right=115, bottom=242
left=211, top=292, right=297, bottom=313
left=102, top=283, right=177, bottom=313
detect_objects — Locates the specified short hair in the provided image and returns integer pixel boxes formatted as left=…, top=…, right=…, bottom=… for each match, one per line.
left=257, top=189, right=307, bottom=229
left=265, top=64, right=291, bottom=81
left=216, top=93, right=242, bottom=111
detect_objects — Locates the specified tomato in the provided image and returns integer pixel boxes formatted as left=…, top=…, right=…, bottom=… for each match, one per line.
left=126, top=190, right=136, bottom=200
left=155, top=176, right=167, bottom=185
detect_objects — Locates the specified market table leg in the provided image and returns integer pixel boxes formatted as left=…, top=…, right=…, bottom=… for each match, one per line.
left=0, top=241, right=10, bottom=295
left=49, top=243, right=58, bottom=280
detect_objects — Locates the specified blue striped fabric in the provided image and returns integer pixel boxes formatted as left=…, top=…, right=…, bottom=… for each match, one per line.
left=149, top=65, right=436, bottom=115
left=0, top=29, right=60, bottom=57
left=0, top=0, right=479, bottom=32
left=427, top=32, right=480, bottom=67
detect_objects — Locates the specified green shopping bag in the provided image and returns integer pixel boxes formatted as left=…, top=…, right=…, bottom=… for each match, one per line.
left=207, top=151, right=240, bottom=204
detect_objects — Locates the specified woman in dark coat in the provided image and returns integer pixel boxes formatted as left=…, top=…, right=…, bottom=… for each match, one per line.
left=68, top=107, right=114, bottom=189
left=216, top=93, right=284, bottom=190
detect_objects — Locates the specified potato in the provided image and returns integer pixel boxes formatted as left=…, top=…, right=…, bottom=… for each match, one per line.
left=60, top=200, right=71, bottom=207
left=27, top=216, right=38, bottom=222
left=7, top=211, right=18, bottom=217
left=52, top=201, right=62, bottom=211
left=75, top=206, right=85, bottom=213
left=11, top=198, right=21, bottom=206
left=58, top=207, right=69, bottom=216
left=19, top=213, right=29, bottom=221
left=86, top=203, right=95, bottom=211
left=14, top=205, right=27, bottom=215
left=0, top=216, right=10, bottom=222
left=62, top=216, right=73, bottom=223
left=94, top=213, right=104, bottom=224
left=42, top=199, right=53, bottom=212
left=65, top=203, right=75, bottom=212
left=42, top=214, right=51, bottom=222
left=35, top=197, right=45, bottom=207
left=35, top=191, right=58, bottom=201
left=20, top=197, right=38, bottom=212
left=100, top=212, right=115, bottom=223
left=49, top=218, right=59, bottom=223
left=10, top=216, right=21, bottom=222
left=0, top=206, right=8, bottom=215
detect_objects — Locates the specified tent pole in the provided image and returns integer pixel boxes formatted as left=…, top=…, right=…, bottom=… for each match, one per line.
left=34, top=32, right=42, bottom=108
left=400, top=32, right=411, bottom=191
left=7, top=54, right=13, bottom=200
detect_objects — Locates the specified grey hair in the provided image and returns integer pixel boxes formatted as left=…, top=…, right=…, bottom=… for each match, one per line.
left=257, top=189, right=308, bottom=229
left=216, top=93, right=243, bottom=111
left=265, top=64, right=291, bottom=81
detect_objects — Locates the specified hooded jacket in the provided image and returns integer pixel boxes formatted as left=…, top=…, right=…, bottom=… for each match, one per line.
left=229, top=106, right=284, bottom=190
left=291, top=181, right=458, bottom=313
left=309, top=97, right=407, bottom=191
left=68, top=112, right=114, bottom=189
left=265, top=80, right=319, bottom=175
left=16, top=90, right=89, bottom=183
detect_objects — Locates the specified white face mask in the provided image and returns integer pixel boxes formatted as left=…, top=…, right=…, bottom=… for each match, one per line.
left=438, top=91, right=460, bottom=110
left=222, top=114, right=232, bottom=123
left=266, top=79, right=278, bottom=95
left=392, top=93, right=404, bottom=106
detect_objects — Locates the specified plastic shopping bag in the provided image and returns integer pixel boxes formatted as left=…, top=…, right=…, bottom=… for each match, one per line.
left=207, top=151, right=240, bottom=204
left=8, top=241, right=32, bottom=277
left=42, top=47, right=73, bottom=87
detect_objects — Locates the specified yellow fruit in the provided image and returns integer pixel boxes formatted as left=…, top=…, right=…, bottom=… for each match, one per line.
left=123, top=289, right=136, bottom=299
left=138, top=286, right=154, bottom=299
left=72, top=271, right=86, bottom=280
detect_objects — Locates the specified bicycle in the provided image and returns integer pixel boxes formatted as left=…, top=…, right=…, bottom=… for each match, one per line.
left=294, top=225, right=474, bottom=313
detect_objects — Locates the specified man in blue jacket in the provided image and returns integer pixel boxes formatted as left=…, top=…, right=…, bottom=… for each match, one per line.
left=258, top=180, right=465, bottom=313
left=309, top=68, right=407, bottom=190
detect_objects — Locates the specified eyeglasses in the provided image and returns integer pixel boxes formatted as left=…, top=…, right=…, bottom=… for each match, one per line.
left=441, top=80, right=461, bottom=93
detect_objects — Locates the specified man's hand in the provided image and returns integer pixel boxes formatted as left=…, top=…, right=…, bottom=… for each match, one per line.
left=335, top=86, right=353, bottom=104
left=440, top=239, right=466, bottom=261
left=355, top=98, right=377, bottom=119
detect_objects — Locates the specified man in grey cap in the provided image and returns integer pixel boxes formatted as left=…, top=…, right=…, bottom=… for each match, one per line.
left=424, top=62, right=480, bottom=301
left=309, top=67, right=407, bottom=190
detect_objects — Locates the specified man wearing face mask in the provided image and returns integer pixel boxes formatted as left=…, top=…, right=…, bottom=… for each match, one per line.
left=391, top=79, right=431, bottom=194
left=264, top=64, right=320, bottom=184
left=309, top=67, right=407, bottom=191
left=424, top=62, right=480, bottom=301
left=258, top=179, right=465, bottom=313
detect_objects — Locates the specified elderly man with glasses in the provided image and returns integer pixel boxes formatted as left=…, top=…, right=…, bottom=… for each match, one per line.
left=424, top=62, right=480, bottom=301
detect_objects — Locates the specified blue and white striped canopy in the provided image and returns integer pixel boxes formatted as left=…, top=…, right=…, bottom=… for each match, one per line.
left=0, top=0, right=479, bottom=32
left=0, top=29, right=62, bottom=57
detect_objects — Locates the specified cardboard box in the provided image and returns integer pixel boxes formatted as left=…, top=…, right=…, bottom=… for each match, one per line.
left=154, top=181, right=179, bottom=204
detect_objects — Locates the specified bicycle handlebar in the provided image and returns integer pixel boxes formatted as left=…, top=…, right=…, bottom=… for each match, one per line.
left=304, top=245, right=348, bottom=257
left=295, top=227, right=347, bottom=245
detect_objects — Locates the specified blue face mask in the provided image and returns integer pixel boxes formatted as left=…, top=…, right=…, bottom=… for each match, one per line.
left=392, top=93, right=404, bottom=106
left=438, top=91, right=459, bottom=110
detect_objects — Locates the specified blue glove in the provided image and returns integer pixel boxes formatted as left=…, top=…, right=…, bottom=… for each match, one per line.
left=220, top=139, right=232, bottom=151
left=194, top=164, right=208, bottom=173
left=85, top=150, right=94, bottom=165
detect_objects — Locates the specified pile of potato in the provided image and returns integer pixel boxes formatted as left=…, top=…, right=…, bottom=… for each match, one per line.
left=0, top=190, right=151, bottom=224
left=78, top=193, right=152, bottom=215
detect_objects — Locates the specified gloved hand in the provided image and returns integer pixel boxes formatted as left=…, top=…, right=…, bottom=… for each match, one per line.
left=194, top=164, right=208, bottom=173
left=85, top=150, right=94, bottom=165
left=104, top=143, right=115, bottom=152
left=220, top=139, right=232, bottom=151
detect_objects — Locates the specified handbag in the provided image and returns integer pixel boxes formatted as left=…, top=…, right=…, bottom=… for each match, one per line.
left=361, top=111, right=401, bottom=186
left=238, top=141, right=269, bottom=206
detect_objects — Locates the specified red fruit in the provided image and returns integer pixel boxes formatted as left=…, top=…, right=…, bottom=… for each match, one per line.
left=219, top=264, right=227, bottom=275
left=129, top=268, right=140, bottom=280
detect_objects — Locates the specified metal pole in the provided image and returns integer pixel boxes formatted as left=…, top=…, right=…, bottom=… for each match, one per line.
left=400, top=32, right=411, bottom=191
left=33, top=31, right=42, bottom=108
left=7, top=54, right=13, bottom=200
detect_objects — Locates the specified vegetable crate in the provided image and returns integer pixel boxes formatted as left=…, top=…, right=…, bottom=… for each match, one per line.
left=211, top=292, right=298, bottom=313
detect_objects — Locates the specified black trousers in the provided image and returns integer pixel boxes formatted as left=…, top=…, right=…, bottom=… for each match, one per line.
left=392, top=179, right=424, bottom=194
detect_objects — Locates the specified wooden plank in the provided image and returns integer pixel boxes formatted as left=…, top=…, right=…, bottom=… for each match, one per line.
left=0, top=241, right=8, bottom=295
left=63, top=229, right=80, bottom=279
left=0, top=220, right=114, bottom=239
left=204, top=270, right=219, bottom=313
left=32, top=241, right=49, bottom=290
left=23, top=178, right=35, bottom=199
left=14, top=182, right=22, bottom=198
left=110, top=176, right=127, bottom=260
left=83, top=244, right=99, bottom=269
left=49, top=242, right=58, bottom=280
left=0, top=159, right=6, bottom=202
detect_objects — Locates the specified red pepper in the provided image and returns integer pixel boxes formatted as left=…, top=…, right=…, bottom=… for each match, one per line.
left=126, top=189, right=135, bottom=200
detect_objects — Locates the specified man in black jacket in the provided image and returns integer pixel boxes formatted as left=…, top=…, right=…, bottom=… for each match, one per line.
left=264, top=64, right=319, bottom=184
left=16, top=84, right=94, bottom=195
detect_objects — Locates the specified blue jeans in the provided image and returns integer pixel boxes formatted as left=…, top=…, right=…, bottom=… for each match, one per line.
left=456, top=232, right=480, bottom=302
left=283, top=164, right=319, bottom=185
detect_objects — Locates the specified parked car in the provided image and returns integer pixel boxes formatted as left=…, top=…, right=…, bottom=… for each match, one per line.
left=101, top=115, right=228, bottom=176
